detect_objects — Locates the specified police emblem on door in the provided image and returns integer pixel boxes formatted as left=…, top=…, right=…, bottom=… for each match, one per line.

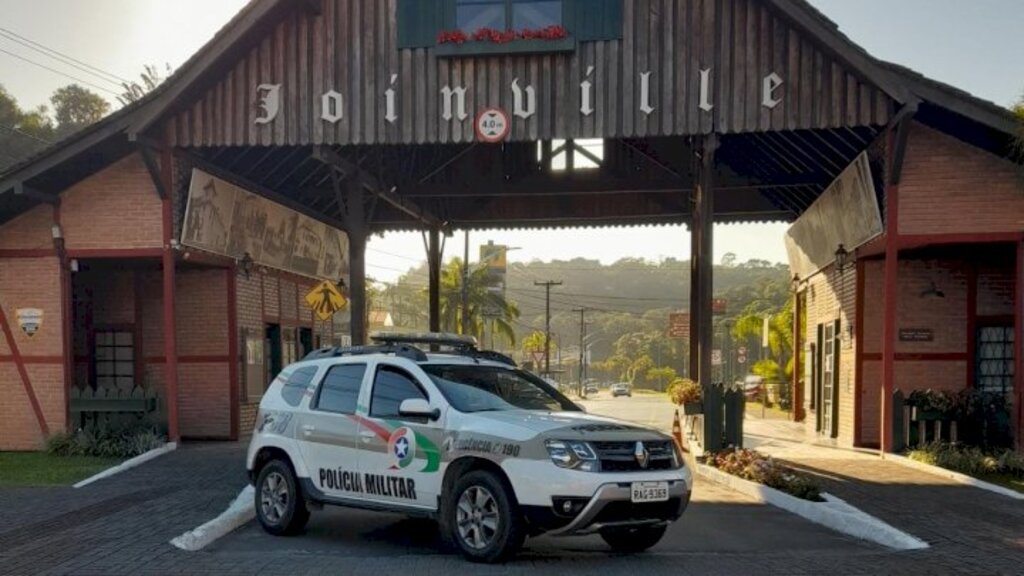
left=388, top=427, right=416, bottom=469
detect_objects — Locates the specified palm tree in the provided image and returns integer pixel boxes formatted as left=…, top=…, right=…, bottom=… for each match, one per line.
left=437, top=258, right=520, bottom=347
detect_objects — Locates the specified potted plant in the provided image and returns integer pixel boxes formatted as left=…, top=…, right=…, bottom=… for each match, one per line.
left=669, top=378, right=703, bottom=415
left=908, top=389, right=954, bottom=421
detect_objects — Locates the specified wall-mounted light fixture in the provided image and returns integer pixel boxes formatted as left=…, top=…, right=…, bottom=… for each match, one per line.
left=50, top=224, right=63, bottom=240
left=791, top=273, right=801, bottom=292
left=834, top=244, right=850, bottom=275
left=920, top=281, right=945, bottom=299
left=239, top=252, right=255, bottom=279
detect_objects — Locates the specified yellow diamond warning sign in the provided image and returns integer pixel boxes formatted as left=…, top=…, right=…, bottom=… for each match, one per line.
left=305, top=280, right=347, bottom=321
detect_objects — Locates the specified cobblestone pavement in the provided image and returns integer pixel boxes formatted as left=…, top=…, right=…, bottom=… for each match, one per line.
left=2, top=413, right=1022, bottom=575
left=749, top=422, right=1024, bottom=575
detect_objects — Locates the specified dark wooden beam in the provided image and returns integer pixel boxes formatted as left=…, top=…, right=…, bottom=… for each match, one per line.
left=139, top=145, right=168, bottom=198
left=12, top=181, right=58, bottom=205
left=888, top=101, right=920, bottom=185
left=300, top=0, right=322, bottom=14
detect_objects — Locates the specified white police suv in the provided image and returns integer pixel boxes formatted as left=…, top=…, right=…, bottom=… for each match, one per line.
left=247, top=333, right=692, bottom=563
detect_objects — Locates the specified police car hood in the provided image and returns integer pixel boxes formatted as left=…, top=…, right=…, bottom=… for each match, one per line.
left=467, top=409, right=670, bottom=442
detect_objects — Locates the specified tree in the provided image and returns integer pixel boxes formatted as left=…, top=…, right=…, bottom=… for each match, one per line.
left=118, top=64, right=172, bottom=106
left=0, top=84, right=54, bottom=170
left=645, top=366, right=678, bottom=391
left=1013, top=94, right=1024, bottom=165
left=51, top=85, right=110, bottom=137
left=721, top=252, right=737, bottom=268
left=439, top=258, right=520, bottom=347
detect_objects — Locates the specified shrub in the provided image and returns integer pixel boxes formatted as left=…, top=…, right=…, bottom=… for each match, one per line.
left=46, top=421, right=166, bottom=459
left=667, top=378, right=702, bottom=406
left=707, top=448, right=823, bottom=502
left=908, top=441, right=1024, bottom=478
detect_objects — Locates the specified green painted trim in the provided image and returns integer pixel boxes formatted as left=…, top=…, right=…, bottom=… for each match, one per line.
left=435, top=37, right=576, bottom=58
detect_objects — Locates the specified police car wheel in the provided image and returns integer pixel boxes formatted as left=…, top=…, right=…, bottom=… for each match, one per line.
left=600, top=524, right=667, bottom=553
left=446, top=470, right=525, bottom=563
left=255, top=459, right=309, bottom=536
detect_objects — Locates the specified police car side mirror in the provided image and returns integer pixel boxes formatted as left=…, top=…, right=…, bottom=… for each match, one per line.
left=399, top=398, right=439, bottom=421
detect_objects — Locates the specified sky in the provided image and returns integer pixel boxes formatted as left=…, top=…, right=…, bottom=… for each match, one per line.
left=1, top=0, right=1021, bottom=283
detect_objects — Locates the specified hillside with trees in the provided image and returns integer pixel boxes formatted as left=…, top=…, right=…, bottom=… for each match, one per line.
left=376, top=254, right=792, bottom=390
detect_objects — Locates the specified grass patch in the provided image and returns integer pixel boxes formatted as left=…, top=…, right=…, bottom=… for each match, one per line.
left=984, top=474, right=1024, bottom=494
left=907, top=441, right=1024, bottom=494
left=0, top=452, right=120, bottom=487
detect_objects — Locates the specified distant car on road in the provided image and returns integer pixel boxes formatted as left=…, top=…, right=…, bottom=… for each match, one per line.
left=585, top=383, right=600, bottom=395
left=611, top=383, right=632, bottom=398
left=742, top=375, right=764, bottom=401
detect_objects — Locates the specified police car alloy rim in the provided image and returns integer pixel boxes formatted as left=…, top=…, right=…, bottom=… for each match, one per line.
left=456, top=486, right=500, bottom=550
left=261, top=471, right=290, bottom=524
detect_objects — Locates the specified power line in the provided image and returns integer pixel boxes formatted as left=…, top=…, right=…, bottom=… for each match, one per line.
left=0, top=124, right=53, bottom=145
left=0, top=27, right=130, bottom=85
left=0, top=46, right=121, bottom=97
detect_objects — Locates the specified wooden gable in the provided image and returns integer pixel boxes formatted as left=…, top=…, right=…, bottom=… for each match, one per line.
left=164, top=0, right=894, bottom=148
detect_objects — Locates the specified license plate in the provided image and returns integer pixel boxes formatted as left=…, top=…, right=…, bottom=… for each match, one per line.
left=631, top=481, right=669, bottom=503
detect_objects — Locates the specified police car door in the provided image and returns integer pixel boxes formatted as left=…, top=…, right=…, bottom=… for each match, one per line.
left=356, top=361, right=443, bottom=511
left=297, top=361, right=369, bottom=500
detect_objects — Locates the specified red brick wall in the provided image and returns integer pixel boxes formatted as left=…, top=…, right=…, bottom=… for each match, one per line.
left=0, top=205, right=54, bottom=249
left=0, top=257, right=66, bottom=450
left=60, top=153, right=163, bottom=250
left=802, top=263, right=858, bottom=446
left=899, top=123, right=1024, bottom=237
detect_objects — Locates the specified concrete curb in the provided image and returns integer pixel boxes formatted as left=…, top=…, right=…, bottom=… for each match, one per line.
left=73, top=442, right=177, bottom=489
left=881, top=453, right=1024, bottom=501
left=697, top=463, right=929, bottom=551
left=170, top=485, right=256, bottom=551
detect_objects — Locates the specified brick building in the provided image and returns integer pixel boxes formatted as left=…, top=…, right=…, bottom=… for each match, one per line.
left=790, top=121, right=1023, bottom=450
left=0, top=0, right=1020, bottom=451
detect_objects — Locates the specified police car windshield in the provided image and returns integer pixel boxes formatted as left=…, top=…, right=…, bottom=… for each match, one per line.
left=422, top=364, right=580, bottom=413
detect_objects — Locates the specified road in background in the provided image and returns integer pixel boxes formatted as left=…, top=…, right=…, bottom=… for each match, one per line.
left=578, top=391, right=677, bottom=432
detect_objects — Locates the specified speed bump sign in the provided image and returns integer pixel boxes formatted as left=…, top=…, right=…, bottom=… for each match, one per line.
left=305, top=280, right=348, bottom=321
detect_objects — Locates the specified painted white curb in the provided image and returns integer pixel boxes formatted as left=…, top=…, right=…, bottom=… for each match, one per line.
left=881, top=453, right=1024, bottom=501
left=73, top=442, right=177, bottom=489
left=171, top=485, right=256, bottom=551
left=697, top=463, right=929, bottom=550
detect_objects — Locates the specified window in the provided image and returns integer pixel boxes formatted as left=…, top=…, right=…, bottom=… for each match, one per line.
left=94, top=330, right=134, bottom=391
left=281, top=366, right=319, bottom=407
left=370, top=366, right=428, bottom=419
left=456, top=0, right=562, bottom=33
left=316, top=364, right=367, bottom=414
left=977, top=326, right=1014, bottom=394
left=422, top=364, right=580, bottom=413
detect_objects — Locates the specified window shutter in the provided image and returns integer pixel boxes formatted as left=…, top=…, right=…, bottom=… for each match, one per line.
left=567, top=0, right=623, bottom=42
left=397, top=0, right=443, bottom=49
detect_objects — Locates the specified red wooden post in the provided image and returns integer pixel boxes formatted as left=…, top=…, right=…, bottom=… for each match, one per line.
left=227, top=267, right=240, bottom=441
left=881, top=133, right=901, bottom=454
left=1015, top=239, right=1023, bottom=452
left=161, top=148, right=180, bottom=442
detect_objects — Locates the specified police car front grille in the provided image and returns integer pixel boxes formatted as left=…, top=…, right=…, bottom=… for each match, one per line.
left=591, top=440, right=676, bottom=472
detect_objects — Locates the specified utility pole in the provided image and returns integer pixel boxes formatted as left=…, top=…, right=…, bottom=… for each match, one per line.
left=461, top=230, right=470, bottom=336
left=535, top=280, right=562, bottom=375
left=574, top=307, right=589, bottom=395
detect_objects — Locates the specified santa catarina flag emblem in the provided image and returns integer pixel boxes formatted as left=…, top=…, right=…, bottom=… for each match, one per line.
left=388, top=427, right=416, bottom=469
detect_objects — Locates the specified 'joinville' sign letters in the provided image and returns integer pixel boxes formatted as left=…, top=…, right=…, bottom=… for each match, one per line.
left=254, top=68, right=787, bottom=132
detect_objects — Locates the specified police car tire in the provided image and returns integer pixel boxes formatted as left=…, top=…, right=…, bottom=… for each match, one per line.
left=255, top=459, right=309, bottom=536
left=445, top=470, right=525, bottom=563
left=599, top=524, right=667, bottom=553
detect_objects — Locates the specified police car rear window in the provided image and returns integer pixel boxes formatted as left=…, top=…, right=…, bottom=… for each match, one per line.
left=315, top=364, right=366, bottom=414
left=281, top=366, right=318, bottom=407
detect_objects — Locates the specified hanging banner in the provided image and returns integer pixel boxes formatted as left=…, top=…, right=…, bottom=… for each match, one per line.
left=182, top=169, right=350, bottom=283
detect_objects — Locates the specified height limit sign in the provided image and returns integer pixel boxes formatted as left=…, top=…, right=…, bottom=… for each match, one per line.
left=475, top=107, right=510, bottom=143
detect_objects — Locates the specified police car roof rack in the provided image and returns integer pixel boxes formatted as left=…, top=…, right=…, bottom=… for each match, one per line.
left=303, top=344, right=427, bottom=362
left=370, top=332, right=517, bottom=367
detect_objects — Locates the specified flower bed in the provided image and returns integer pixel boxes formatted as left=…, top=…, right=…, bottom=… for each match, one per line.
left=437, top=25, right=568, bottom=45
left=46, top=421, right=166, bottom=459
left=908, top=441, right=1024, bottom=493
left=707, top=448, right=823, bottom=502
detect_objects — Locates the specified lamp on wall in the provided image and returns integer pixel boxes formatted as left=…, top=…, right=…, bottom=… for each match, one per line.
left=920, top=281, right=946, bottom=299
left=791, top=273, right=801, bottom=292
left=239, top=252, right=255, bottom=279
left=834, top=244, right=850, bottom=275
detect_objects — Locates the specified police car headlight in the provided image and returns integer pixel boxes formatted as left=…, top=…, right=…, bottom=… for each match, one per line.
left=545, top=440, right=598, bottom=472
